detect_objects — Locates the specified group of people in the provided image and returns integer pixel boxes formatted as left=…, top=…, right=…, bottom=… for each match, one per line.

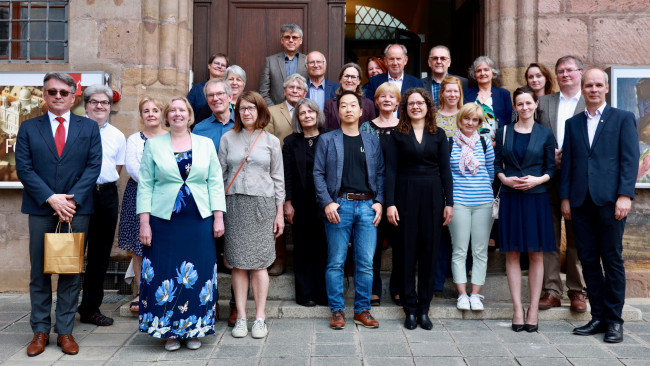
left=15, top=22, right=639, bottom=358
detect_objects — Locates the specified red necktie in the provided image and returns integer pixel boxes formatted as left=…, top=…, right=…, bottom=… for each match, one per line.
left=54, top=116, right=66, bottom=157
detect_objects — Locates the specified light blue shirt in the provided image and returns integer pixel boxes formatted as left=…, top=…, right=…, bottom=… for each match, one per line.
left=307, top=79, right=326, bottom=111
left=192, top=106, right=235, bottom=153
left=284, top=52, right=299, bottom=78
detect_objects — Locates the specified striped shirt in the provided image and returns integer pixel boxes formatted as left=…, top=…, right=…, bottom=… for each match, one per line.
left=449, top=138, right=495, bottom=206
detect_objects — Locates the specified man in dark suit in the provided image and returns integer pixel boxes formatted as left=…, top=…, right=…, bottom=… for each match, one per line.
left=259, top=23, right=309, bottom=106
left=16, top=72, right=102, bottom=356
left=305, top=51, right=339, bottom=111
left=313, top=91, right=384, bottom=330
left=536, top=55, right=587, bottom=313
left=364, top=44, right=424, bottom=114
left=421, top=45, right=469, bottom=107
left=561, top=68, right=639, bottom=343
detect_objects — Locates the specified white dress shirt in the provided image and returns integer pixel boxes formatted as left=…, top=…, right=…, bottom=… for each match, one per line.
left=97, top=122, right=126, bottom=184
left=285, top=100, right=295, bottom=118
left=48, top=111, right=71, bottom=141
left=585, top=102, right=606, bottom=147
left=388, top=72, right=404, bottom=117
left=556, top=90, right=581, bottom=148
left=125, top=132, right=146, bottom=182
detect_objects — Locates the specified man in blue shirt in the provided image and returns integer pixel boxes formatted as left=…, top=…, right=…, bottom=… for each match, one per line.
left=305, top=51, right=339, bottom=111
left=193, top=79, right=235, bottom=151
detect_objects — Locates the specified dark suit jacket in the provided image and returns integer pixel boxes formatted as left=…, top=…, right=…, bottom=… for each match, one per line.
left=537, top=92, right=586, bottom=148
left=15, top=113, right=102, bottom=215
left=313, top=129, right=385, bottom=212
left=463, top=87, right=514, bottom=128
left=259, top=52, right=308, bottom=106
left=494, top=123, right=556, bottom=195
left=421, top=73, right=469, bottom=92
left=307, top=78, right=339, bottom=103
left=364, top=72, right=424, bottom=100
left=560, top=105, right=639, bottom=207
left=323, top=97, right=376, bottom=129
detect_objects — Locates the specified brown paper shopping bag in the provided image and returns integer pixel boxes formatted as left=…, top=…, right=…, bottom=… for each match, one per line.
left=44, top=222, right=85, bottom=274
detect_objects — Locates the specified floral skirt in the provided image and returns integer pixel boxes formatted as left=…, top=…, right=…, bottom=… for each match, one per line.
left=138, top=194, right=217, bottom=339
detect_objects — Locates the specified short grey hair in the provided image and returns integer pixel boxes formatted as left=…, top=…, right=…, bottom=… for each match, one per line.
left=83, top=84, right=113, bottom=105
left=581, top=68, right=609, bottom=86
left=43, top=72, right=77, bottom=94
left=203, top=78, right=232, bottom=98
left=291, top=98, right=325, bottom=133
left=468, top=56, right=500, bottom=81
left=383, top=44, right=408, bottom=57
left=224, top=65, right=247, bottom=86
left=283, top=73, right=308, bottom=91
left=280, top=23, right=303, bottom=38
left=429, top=45, right=450, bottom=57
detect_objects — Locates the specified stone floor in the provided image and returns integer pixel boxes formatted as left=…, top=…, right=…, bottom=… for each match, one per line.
left=1, top=293, right=650, bottom=365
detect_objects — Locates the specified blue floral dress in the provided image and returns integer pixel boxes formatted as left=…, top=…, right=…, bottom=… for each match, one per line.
left=139, top=150, right=218, bottom=339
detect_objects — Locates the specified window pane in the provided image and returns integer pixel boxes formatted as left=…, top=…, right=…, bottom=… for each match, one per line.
left=50, top=7, right=65, bottom=21
left=49, top=41, right=64, bottom=59
left=26, top=41, right=46, bottom=58
left=49, top=22, right=64, bottom=41
left=27, top=21, right=47, bottom=40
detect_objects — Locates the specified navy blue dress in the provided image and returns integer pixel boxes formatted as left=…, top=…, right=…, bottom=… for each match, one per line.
left=498, top=131, right=555, bottom=253
left=118, top=132, right=146, bottom=256
left=139, top=150, right=218, bottom=339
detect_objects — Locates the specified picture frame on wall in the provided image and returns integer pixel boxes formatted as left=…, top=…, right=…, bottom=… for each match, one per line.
left=0, top=71, right=107, bottom=188
left=608, top=66, right=650, bottom=188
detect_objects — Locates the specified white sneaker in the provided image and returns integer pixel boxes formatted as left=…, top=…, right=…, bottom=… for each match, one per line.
left=164, top=339, right=181, bottom=351
left=456, top=294, right=470, bottom=310
left=469, top=294, right=485, bottom=311
left=251, top=318, right=268, bottom=339
left=186, top=338, right=201, bottom=350
left=232, top=318, right=248, bottom=338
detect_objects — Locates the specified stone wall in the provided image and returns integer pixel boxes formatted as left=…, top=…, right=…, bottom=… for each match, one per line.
left=0, top=0, right=193, bottom=292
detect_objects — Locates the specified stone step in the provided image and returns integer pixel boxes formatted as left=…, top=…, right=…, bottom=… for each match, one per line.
left=120, top=298, right=643, bottom=322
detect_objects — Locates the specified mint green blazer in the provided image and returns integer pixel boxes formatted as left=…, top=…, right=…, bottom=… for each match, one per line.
left=136, top=133, right=226, bottom=220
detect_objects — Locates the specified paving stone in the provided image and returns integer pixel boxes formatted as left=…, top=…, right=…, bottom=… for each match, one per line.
left=221, top=333, right=269, bottom=345
left=207, top=359, right=259, bottom=366
left=162, top=342, right=216, bottom=360
left=363, top=357, right=415, bottom=366
left=357, top=319, right=404, bottom=332
left=312, top=343, right=358, bottom=356
left=154, top=361, right=211, bottom=366
left=463, top=357, right=520, bottom=366
left=59, top=345, right=120, bottom=360
left=3, top=361, right=54, bottom=366
left=568, top=358, right=625, bottom=366
left=212, top=344, right=263, bottom=358
left=414, top=357, right=465, bottom=366
left=449, top=329, right=497, bottom=343
left=556, top=344, right=616, bottom=358
left=91, top=320, right=138, bottom=333
left=259, top=357, right=310, bottom=366
left=621, top=322, right=650, bottom=334
left=266, top=329, right=312, bottom=344
left=314, top=331, right=356, bottom=343
left=262, top=343, right=310, bottom=357
left=595, top=334, right=641, bottom=345
left=507, top=343, right=564, bottom=358
left=111, top=345, right=167, bottom=361
left=620, top=360, right=650, bottom=366
left=311, top=356, right=362, bottom=366
left=8, top=343, right=63, bottom=362
left=404, top=328, right=453, bottom=343
left=605, top=345, right=650, bottom=358
left=128, top=333, right=168, bottom=346
left=313, top=320, right=356, bottom=333
left=268, top=318, right=314, bottom=332
left=0, top=343, right=23, bottom=361
left=515, top=358, right=572, bottom=366
left=2, top=321, right=36, bottom=333
left=0, top=332, right=33, bottom=345
left=362, top=342, right=412, bottom=357
left=494, top=329, right=548, bottom=344
left=409, top=342, right=461, bottom=357
left=458, top=342, right=510, bottom=357
left=633, top=333, right=650, bottom=344
left=543, top=332, right=600, bottom=344
left=0, top=312, right=28, bottom=323
left=441, top=319, right=490, bottom=331
left=78, top=332, right=132, bottom=346
left=359, top=329, right=408, bottom=343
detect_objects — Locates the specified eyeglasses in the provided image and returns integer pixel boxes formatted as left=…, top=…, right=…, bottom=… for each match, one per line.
left=46, top=89, right=72, bottom=97
left=207, top=92, right=228, bottom=99
left=428, top=56, right=449, bottom=62
left=557, top=68, right=581, bottom=75
left=342, top=74, right=359, bottom=80
left=282, top=35, right=301, bottom=41
left=88, top=100, right=110, bottom=107
left=307, top=60, right=325, bottom=66
left=407, top=101, right=426, bottom=108
left=211, top=61, right=227, bottom=68
left=239, top=106, right=257, bottom=113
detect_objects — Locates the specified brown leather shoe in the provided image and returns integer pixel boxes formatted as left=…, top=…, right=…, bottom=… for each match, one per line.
left=568, top=291, right=588, bottom=313
left=228, top=306, right=237, bottom=327
left=267, top=263, right=285, bottom=276
left=56, top=334, right=79, bottom=355
left=26, top=332, right=49, bottom=357
left=538, top=292, right=561, bottom=310
left=330, top=310, right=345, bottom=329
left=354, top=310, right=379, bottom=328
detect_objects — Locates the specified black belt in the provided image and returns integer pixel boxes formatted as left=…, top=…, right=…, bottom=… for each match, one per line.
left=337, top=192, right=373, bottom=200
left=95, top=182, right=117, bottom=192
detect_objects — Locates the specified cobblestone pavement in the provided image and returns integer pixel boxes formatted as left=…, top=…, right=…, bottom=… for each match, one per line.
left=0, top=293, right=649, bottom=365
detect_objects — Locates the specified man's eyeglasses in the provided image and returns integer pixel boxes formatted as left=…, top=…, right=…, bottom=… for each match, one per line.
left=307, top=60, right=325, bottom=66
left=88, top=100, right=110, bottom=107
left=428, top=56, right=449, bottom=62
left=207, top=92, right=228, bottom=99
left=212, top=62, right=227, bottom=68
left=557, top=68, right=581, bottom=76
left=46, top=89, right=72, bottom=97
left=282, top=35, right=301, bottom=41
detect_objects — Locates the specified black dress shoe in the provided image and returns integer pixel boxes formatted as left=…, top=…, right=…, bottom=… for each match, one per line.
left=524, top=323, right=538, bottom=332
left=512, top=323, right=525, bottom=332
left=299, top=300, right=316, bottom=307
left=417, top=312, right=433, bottom=330
left=370, top=298, right=381, bottom=306
left=392, top=296, right=402, bottom=306
left=573, top=319, right=607, bottom=336
left=404, top=314, right=417, bottom=330
left=604, top=323, right=624, bottom=343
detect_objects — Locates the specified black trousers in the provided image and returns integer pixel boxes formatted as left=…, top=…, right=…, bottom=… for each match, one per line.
left=78, top=183, right=119, bottom=317
left=571, top=192, right=626, bottom=325
left=372, top=216, right=401, bottom=298
left=293, top=209, right=328, bottom=305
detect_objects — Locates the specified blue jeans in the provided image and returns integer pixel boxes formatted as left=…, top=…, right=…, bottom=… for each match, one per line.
left=324, top=198, right=377, bottom=314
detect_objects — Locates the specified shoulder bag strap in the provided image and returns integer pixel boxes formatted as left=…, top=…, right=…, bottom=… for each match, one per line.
left=225, top=129, right=264, bottom=195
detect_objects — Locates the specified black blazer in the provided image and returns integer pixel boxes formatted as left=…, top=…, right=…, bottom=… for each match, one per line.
left=15, top=113, right=102, bottom=215
left=494, top=123, right=556, bottom=194
left=282, top=128, right=331, bottom=202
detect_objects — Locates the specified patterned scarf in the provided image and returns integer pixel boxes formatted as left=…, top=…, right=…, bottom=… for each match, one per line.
left=453, top=129, right=481, bottom=176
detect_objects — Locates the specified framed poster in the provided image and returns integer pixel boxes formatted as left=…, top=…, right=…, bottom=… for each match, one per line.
left=0, top=71, right=107, bottom=188
left=608, top=66, right=650, bottom=188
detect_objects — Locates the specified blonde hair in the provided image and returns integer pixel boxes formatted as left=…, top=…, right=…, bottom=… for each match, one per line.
left=455, top=103, right=486, bottom=130
left=373, top=82, right=401, bottom=111
left=163, top=96, right=194, bottom=127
